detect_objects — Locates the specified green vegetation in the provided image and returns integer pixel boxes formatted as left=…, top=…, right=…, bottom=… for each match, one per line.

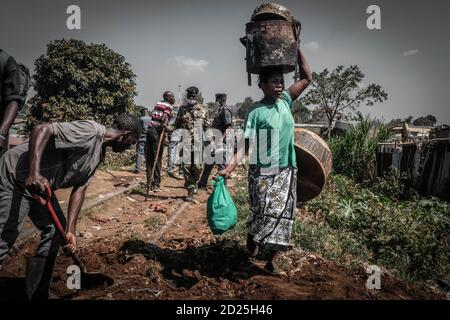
left=25, top=39, right=139, bottom=132
left=236, top=97, right=255, bottom=120
left=227, top=173, right=449, bottom=284
left=144, top=215, right=165, bottom=229
left=146, top=264, right=158, bottom=277
left=127, top=234, right=145, bottom=242
left=328, top=117, right=390, bottom=182
left=301, top=65, right=388, bottom=137
left=80, top=203, right=105, bottom=218
left=296, top=174, right=449, bottom=283
left=224, top=178, right=249, bottom=240
left=291, top=100, right=311, bottom=123
left=100, top=149, right=136, bottom=171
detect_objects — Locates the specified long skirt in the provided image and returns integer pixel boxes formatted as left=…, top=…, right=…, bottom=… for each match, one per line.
left=247, top=165, right=297, bottom=251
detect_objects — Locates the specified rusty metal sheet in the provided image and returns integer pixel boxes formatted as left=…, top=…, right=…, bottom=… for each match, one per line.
left=245, top=20, right=298, bottom=74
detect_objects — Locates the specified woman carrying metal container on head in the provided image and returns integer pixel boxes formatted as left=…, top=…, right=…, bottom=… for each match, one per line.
left=218, top=3, right=312, bottom=275
left=218, top=54, right=312, bottom=275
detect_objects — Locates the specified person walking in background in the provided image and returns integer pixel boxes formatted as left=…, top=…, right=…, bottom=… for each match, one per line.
left=197, top=93, right=233, bottom=189
left=166, top=86, right=211, bottom=202
left=146, top=91, right=175, bottom=191
left=134, top=107, right=151, bottom=174
left=167, top=105, right=183, bottom=179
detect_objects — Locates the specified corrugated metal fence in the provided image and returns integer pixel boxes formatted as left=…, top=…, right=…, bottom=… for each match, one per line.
left=376, top=139, right=450, bottom=200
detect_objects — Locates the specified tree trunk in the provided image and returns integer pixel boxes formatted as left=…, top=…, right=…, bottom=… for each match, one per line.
left=326, top=119, right=333, bottom=139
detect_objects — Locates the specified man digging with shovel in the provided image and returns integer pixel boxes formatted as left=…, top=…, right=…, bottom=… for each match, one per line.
left=0, top=114, right=141, bottom=299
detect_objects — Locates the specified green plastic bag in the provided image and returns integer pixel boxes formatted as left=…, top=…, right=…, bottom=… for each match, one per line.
left=207, top=176, right=238, bottom=235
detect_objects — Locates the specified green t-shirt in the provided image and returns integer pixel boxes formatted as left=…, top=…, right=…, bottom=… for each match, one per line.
left=244, top=90, right=296, bottom=169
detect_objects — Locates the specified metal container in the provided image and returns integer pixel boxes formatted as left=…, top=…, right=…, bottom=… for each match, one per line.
left=251, top=3, right=294, bottom=22
left=294, top=129, right=333, bottom=202
left=244, top=19, right=299, bottom=75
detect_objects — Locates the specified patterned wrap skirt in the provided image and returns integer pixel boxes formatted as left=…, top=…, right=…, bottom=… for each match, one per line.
left=247, top=165, right=298, bottom=251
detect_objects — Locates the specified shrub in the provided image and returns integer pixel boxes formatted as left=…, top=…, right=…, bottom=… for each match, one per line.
left=100, top=149, right=136, bottom=170
left=25, top=39, right=139, bottom=132
left=222, top=174, right=249, bottom=239
left=328, top=117, right=389, bottom=182
left=368, top=167, right=413, bottom=201
left=302, top=174, right=450, bottom=283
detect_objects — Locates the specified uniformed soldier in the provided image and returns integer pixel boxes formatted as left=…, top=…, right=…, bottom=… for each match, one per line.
left=166, top=86, right=211, bottom=202
left=197, top=93, right=233, bottom=189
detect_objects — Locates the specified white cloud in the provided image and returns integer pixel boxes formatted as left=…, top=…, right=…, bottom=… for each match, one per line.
left=168, top=56, right=209, bottom=74
left=304, top=41, right=320, bottom=50
left=403, top=49, right=419, bottom=57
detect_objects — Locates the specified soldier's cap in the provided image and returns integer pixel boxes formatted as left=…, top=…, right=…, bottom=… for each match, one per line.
left=186, top=86, right=199, bottom=95
left=215, top=93, right=227, bottom=99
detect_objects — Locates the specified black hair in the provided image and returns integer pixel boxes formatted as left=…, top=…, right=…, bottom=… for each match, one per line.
left=140, top=108, right=148, bottom=113
left=186, top=86, right=199, bottom=95
left=215, top=93, right=227, bottom=99
left=112, top=113, right=142, bottom=139
left=163, top=91, right=174, bottom=101
left=258, top=66, right=284, bottom=88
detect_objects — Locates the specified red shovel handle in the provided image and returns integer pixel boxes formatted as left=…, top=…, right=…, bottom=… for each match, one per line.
left=33, top=187, right=87, bottom=272
left=41, top=188, right=70, bottom=244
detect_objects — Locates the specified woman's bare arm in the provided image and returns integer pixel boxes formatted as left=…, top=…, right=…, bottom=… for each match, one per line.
left=288, top=47, right=313, bottom=101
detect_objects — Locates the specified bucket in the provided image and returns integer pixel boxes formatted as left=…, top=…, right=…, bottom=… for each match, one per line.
left=294, top=129, right=333, bottom=202
left=251, top=3, right=294, bottom=22
left=244, top=19, right=299, bottom=75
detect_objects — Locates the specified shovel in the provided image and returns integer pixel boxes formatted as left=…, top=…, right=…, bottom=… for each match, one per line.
left=146, top=117, right=168, bottom=200
left=30, top=187, right=114, bottom=292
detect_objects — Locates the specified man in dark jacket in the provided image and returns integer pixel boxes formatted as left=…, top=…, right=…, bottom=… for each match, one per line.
left=0, top=49, right=24, bottom=156
left=197, top=93, right=233, bottom=189
left=134, top=108, right=152, bottom=174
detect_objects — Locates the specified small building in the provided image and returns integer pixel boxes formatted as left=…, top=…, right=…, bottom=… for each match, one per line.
left=388, top=125, right=434, bottom=142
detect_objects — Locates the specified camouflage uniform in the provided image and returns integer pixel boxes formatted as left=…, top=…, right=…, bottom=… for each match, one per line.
left=170, top=102, right=211, bottom=193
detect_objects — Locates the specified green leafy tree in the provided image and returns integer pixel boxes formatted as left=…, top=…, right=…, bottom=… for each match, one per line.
left=236, top=97, right=254, bottom=119
left=25, top=39, right=138, bottom=132
left=206, top=101, right=216, bottom=118
left=413, top=115, right=437, bottom=127
left=291, top=100, right=311, bottom=123
left=404, top=115, right=414, bottom=125
left=388, top=115, right=414, bottom=128
left=328, top=117, right=389, bottom=182
left=302, top=65, right=388, bottom=138
left=310, top=106, right=328, bottom=124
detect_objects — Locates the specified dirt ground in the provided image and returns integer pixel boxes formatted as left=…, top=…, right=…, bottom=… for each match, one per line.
left=0, top=169, right=447, bottom=300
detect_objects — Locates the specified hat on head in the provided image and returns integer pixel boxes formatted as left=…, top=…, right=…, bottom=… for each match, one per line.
left=186, top=86, right=199, bottom=95
left=215, top=93, right=227, bottom=100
